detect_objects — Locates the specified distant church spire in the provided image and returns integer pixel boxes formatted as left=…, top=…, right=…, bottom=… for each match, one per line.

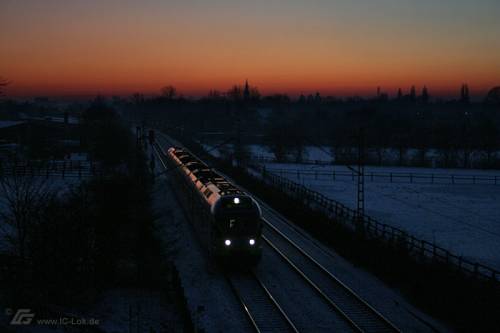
left=243, top=79, right=250, bottom=100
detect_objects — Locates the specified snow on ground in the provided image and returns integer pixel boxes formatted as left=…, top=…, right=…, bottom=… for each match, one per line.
left=264, top=162, right=500, bottom=271
left=163, top=134, right=457, bottom=331
left=66, top=152, right=89, bottom=161
left=88, top=288, right=183, bottom=333
left=201, top=143, right=333, bottom=162
left=259, top=205, right=453, bottom=333
left=0, top=120, right=25, bottom=129
left=17, top=115, right=79, bottom=125
left=0, top=175, right=82, bottom=253
left=248, top=144, right=333, bottom=161
left=203, top=142, right=500, bottom=168
left=149, top=145, right=253, bottom=333
left=0, top=288, right=182, bottom=332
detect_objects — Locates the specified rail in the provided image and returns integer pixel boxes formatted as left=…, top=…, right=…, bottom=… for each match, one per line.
left=263, top=218, right=400, bottom=332
left=265, top=167, right=500, bottom=186
left=226, top=272, right=300, bottom=333
left=256, top=167, right=500, bottom=284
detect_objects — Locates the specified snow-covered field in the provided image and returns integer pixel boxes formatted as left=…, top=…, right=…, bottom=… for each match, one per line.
left=264, top=163, right=500, bottom=271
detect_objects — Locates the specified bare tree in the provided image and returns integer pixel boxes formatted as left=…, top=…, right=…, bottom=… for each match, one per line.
left=160, top=85, right=177, bottom=99
left=0, top=76, right=10, bottom=96
left=227, top=85, right=242, bottom=101
left=0, top=173, right=56, bottom=260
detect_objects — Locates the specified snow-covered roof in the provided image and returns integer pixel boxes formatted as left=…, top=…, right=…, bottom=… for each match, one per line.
left=0, top=121, right=25, bottom=129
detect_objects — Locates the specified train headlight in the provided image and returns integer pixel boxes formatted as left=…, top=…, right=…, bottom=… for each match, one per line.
left=224, top=239, right=231, bottom=246
left=249, top=239, right=255, bottom=246
left=233, top=197, right=240, bottom=204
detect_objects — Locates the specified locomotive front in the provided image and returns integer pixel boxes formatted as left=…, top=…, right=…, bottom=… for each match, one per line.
left=211, top=194, right=262, bottom=261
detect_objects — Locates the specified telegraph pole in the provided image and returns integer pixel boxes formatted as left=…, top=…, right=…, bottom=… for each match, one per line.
left=136, top=126, right=141, bottom=146
left=356, top=127, right=365, bottom=221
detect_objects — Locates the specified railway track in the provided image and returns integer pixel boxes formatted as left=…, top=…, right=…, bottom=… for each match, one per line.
left=226, top=271, right=299, bottom=333
left=152, top=129, right=401, bottom=332
left=152, top=133, right=299, bottom=332
left=262, top=217, right=400, bottom=333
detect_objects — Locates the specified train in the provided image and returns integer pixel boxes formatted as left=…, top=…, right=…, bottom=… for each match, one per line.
left=164, top=146, right=263, bottom=263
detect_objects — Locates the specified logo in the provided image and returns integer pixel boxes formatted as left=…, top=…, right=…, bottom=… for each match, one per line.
left=10, top=309, right=35, bottom=325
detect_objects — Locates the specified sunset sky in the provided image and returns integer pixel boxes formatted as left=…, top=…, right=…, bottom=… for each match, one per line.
left=1, top=0, right=499, bottom=98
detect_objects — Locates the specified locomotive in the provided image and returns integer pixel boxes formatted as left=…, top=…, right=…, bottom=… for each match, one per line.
left=165, top=146, right=262, bottom=263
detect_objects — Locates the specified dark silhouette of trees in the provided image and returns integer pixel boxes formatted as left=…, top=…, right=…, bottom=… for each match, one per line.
left=82, top=96, right=116, bottom=123
left=484, top=86, right=500, bottom=106
left=397, top=88, right=403, bottom=100
left=0, top=107, right=161, bottom=305
left=0, top=173, right=55, bottom=261
left=264, top=115, right=291, bottom=162
left=421, top=86, right=429, bottom=103
left=132, top=92, right=145, bottom=105
left=207, top=89, right=223, bottom=100
left=0, top=76, right=10, bottom=96
left=410, top=85, right=416, bottom=102
left=314, top=92, right=322, bottom=103
left=460, top=83, right=470, bottom=104
left=82, top=97, right=133, bottom=169
left=477, top=113, right=498, bottom=167
left=160, top=85, right=177, bottom=99
left=116, top=81, right=500, bottom=169
left=227, top=81, right=260, bottom=102
left=243, top=80, right=250, bottom=100
left=227, top=85, right=243, bottom=101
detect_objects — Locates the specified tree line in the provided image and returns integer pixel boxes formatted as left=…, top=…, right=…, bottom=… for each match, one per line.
left=0, top=100, right=163, bottom=308
left=121, top=83, right=500, bottom=169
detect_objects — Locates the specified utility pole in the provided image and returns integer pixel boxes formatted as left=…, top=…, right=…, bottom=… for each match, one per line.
left=356, top=127, right=365, bottom=221
left=233, top=102, right=242, bottom=167
left=236, top=110, right=241, bottom=167
left=136, top=126, right=141, bottom=146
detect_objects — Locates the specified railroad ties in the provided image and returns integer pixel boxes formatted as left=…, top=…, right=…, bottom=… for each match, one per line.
left=261, top=216, right=400, bottom=333
left=226, top=271, right=299, bottom=333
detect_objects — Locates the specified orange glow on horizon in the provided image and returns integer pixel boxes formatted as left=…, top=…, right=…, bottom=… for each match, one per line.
left=2, top=1, right=499, bottom=98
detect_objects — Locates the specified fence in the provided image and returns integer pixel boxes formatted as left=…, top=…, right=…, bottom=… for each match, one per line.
left=257, top=167, right=500, bottom=284
left=0, top=160, right=96, bottom=179
left=266, top=168, right=500, bottom=186
left=254, top=155, right=333, bottom=166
